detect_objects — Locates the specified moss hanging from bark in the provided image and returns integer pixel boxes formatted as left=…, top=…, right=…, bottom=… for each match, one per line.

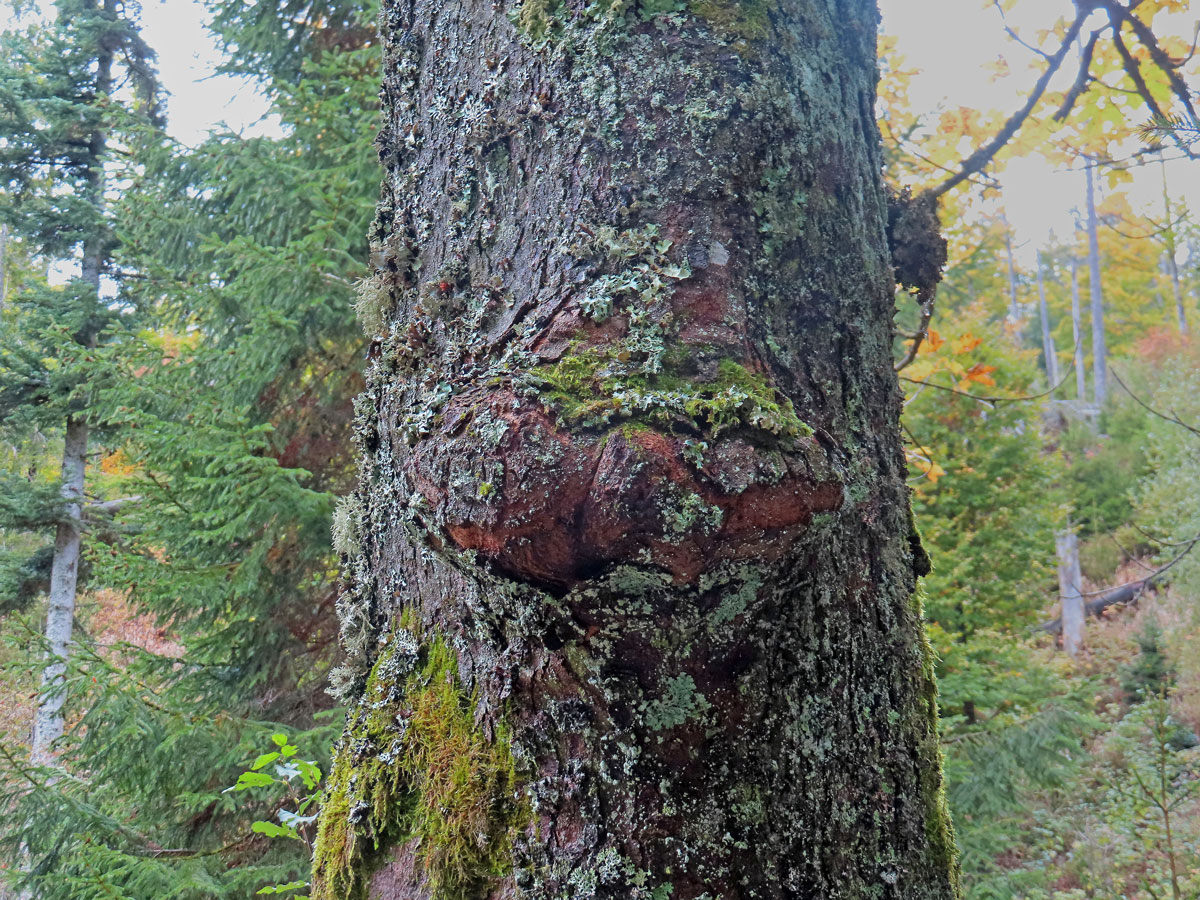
left=312, top=628, right=527, bottom=900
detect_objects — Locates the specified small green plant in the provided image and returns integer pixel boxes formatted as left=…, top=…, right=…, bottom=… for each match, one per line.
left=226, top=733, right=325, bottom=897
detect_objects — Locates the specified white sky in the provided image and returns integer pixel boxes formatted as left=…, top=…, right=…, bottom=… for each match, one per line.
left=3, top=0, right=1198, bottom=267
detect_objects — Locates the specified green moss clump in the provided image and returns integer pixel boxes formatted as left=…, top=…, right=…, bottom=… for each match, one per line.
left=907, top=585, right=963, bottom=892
left=312, top=630, right=526, bottom=900
left=688, top=0, right=773, bottom=43
left=531, top=351, right=811, bottom=440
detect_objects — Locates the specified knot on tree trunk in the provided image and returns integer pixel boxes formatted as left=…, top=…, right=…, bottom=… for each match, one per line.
left=408, top=385, right=843, bottom=593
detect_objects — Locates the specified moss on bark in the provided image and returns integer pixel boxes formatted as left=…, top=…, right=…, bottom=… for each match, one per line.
left=312, top=629, right=526, bottom=900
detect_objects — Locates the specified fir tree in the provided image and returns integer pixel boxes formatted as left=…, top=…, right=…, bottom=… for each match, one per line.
left=0, top=2, right=379, bottom=895
left=0, top=0, right=162, bottom=765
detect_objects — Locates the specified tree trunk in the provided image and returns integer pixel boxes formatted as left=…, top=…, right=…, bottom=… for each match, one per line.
left=1069, top=256, right=1087, bottom=403
left=29, top=416, right=87, bottom=765
left=30, top=0, right=113, bottom=765
left=1004, top=224, right=1020, bottom=323
left=314, top=4, right=960, bottom=899
left=0, top=223, right=8, bottom=312
left=1159, top=158, right=1187, bottom=335
left=1085, top=164, right=1108, bottom=406
left=1036, top=250, right=1058, bottom=391
left=1055, top=528, right=1084, bottom=658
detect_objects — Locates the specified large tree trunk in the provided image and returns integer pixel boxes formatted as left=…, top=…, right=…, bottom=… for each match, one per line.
left=314, top=3, right=960, bottom=899
left=1084, top=164, right=1108, bottom=406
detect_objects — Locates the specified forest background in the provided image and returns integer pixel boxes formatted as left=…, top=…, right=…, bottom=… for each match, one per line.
left=0, top=0, right=1199, bottom=898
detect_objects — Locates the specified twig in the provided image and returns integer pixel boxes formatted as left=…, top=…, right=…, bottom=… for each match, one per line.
left=1111, top=368, right=1200, bottom=438
left=899, top=371, right=1072, bottom=406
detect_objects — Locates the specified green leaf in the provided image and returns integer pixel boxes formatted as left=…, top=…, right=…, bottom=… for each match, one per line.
left=251, top=820, right=298, bottom=839
left=226, top=771, right=276, bottom=792
left=251, top=751, right=281, bottom=771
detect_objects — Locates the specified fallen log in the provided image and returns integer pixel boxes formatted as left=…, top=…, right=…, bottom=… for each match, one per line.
left=1036, top=578, right=1152, bottom=634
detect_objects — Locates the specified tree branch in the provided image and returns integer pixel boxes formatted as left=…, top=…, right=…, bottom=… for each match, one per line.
left=926, top=9, right=1088, bottom=200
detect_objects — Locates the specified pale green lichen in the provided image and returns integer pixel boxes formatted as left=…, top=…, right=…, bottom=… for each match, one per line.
left=644, top=674, right=710, bottom=731
left=354, top=272, right=392, bottom=336
left=331, top=493, right=364, bottom=559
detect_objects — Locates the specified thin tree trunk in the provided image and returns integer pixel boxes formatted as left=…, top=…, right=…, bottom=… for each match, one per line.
left=29, top=416, right=87, bottom=765
left=1004, top=224, right=1021, bottom=323
left=30, top=0, right=113, bottom=766
left=1085, top=164, right=1108, bottom=406
left=1036, top=250, right=1059, bottom=390
left=0, top=223, right=8, bottom=312
left=1069, top=256, right=1087, bottom=402
left=1160, top=158, right=1187, bottom=335
left=1056, top=528, right=1085, bottom=657
left=314, top=3, right=961, bottom=899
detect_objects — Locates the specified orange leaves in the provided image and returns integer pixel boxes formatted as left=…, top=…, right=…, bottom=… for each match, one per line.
left=907, top=448, right=947, bottom=484
left=952, top=333, right=982, bottom=354
left=99, top=449, right=136, bottom=477
left=905, top=330, right=993, bottom=388
left=964, top=362, right=997, bottom=387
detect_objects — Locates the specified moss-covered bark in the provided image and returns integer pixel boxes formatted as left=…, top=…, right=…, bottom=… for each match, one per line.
left=315, top=1, right=961, bottom=897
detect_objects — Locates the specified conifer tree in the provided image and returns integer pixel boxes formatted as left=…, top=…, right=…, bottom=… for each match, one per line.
left=0, top=2, right=379, bottom=896
left=0, top=0, right=162, bottom=765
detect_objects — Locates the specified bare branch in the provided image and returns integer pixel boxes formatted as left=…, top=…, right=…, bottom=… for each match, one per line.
left=898, top=371, right=1073, bottom=406
left=1111, top=367, right=1200, bottom=438
left=926, top=9, right=1088, bottom=200
left=894, top=296, right=936, bottom=372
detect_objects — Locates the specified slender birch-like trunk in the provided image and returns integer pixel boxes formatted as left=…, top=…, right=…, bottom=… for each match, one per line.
left=29, top=2, right=112, bottom=765
left=1085, top=165, right=1108, bottom=406
left=1056, top=528, right=1085, bottom=658
left=1036, top=251, right=1059, bottom=391
left=1069, top=256, right=1087, bottom=403
left=1160, top=158, right=1188, bottom=335
left=1004, top=225, right=1021, bottom=323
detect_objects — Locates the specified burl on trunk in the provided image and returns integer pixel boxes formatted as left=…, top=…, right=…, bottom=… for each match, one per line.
left=314, top=2, right=960, bottom=898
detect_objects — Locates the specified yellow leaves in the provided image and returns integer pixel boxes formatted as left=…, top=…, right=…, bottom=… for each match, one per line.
left=952, top=333, right=982, bottom=355
left=924, top=328, right=945, bottom=352
left=936, top=106, right=985, bottom=140
left=983, top=56, right=1011, bottom=80
left=100, top=449, right=137, bottom=477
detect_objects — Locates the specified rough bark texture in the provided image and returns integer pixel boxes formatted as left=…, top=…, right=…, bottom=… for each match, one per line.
left=1084, top=165, right=1107, bottom=407
left=314, top=3, right=960, bottom=899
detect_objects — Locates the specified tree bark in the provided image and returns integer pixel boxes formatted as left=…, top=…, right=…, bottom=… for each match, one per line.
left=1159, top=158, right=1187, bottom=335
left=30, top=0, right=113, bottom=766
left=29, top=416, right=87, bottom=765
left=315, top=3, right=960, bottom=899
left=0, top=223, right=8, bottom=312
left=1055, top=528, right=1084, bottom=658
left=1085, top=164, right=1108, bottom=406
